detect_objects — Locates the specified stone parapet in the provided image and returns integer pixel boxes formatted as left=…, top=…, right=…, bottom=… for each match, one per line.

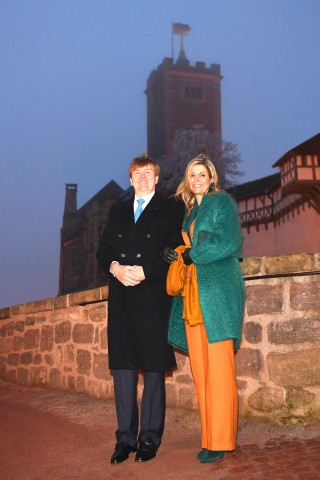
left=1, top=254, right=320, bottom=425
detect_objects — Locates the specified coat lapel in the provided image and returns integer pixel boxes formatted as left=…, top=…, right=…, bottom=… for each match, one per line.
left=123, top=192, right=163, bottom=246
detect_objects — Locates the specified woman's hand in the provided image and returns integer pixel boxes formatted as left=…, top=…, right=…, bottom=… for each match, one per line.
left=162, top=247, right=178, bottom=264
left=182, top=248, right=193, bottom=265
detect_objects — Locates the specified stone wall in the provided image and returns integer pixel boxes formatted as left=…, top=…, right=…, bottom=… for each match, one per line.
left=1, top=253, right=320, bottom=425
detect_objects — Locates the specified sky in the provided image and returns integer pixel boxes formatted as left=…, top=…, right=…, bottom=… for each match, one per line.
left=0, top=0, right=319, bottom=309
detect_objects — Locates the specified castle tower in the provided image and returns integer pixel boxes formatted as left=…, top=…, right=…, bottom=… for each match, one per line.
left=145, top=27, right=222, bottom=159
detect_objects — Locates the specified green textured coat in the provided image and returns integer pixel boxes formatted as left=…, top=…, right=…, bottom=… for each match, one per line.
left=168, top=192, right=245, bottom=352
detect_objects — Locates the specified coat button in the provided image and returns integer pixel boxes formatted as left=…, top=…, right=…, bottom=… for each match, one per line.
left=136, top=253, right=141, bottom=258
left=118, top=233, right=122, bottom=238
left=146, top=234, right=151, bottom=238
left=120, top=253, right=126, bottom=258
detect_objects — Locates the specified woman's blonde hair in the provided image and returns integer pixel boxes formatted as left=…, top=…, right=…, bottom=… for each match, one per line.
left=175, top=154, right=220, bottom=210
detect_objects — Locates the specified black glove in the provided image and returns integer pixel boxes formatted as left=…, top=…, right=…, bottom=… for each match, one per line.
left=182, top=248, right=193, bottom=265
left=162, top=246, right=178, bottom=264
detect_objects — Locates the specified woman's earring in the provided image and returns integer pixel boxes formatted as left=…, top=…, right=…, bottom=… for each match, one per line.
left=209, top=183, right=215, bottom=192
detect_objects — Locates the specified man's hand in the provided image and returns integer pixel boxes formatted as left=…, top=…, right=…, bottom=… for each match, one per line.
left=131, top=265, right=145, bottom=281
left=111, top=263, right=144, bottom=286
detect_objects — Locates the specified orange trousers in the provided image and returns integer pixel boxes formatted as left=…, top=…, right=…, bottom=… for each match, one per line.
left=185, top=322, right=238, bottom=451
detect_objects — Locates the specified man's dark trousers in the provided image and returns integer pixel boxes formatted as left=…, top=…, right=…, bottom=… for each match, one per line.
left=112, top=368, right=165, bottom=449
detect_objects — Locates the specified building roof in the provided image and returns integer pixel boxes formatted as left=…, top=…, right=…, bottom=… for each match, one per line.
left=78, top=180, right=124, bottom=213
left=273, top=132, right=320, bottom=167
left=227, top=173, right=280, bottom=201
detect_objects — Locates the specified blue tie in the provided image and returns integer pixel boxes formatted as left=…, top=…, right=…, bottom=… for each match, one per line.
left=134, top=198, right=145, bottom=223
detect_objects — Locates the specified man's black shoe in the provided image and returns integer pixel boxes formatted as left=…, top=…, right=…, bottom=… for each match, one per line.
left=135, top=440, right=157, bottom=462
left=111, top=441, right=136, bottom=464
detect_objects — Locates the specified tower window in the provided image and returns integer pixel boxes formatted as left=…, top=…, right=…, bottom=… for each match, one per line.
left=184, top=86, right=203, bottom=99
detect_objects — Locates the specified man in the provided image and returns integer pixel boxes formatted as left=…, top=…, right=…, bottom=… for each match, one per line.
left=96, top=154, right=184, bottom=464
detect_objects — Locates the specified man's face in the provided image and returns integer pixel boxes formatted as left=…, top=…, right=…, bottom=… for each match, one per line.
left=130, top=164, right=158, bottom=198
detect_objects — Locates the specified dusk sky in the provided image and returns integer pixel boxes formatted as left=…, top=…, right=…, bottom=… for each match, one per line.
left=1, top=0, right=319, bottom=308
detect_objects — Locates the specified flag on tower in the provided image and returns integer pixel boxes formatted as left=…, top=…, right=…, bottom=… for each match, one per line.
left=172, top=23, right=191, bottom=35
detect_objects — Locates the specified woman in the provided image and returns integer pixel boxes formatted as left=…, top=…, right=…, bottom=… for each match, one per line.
left=165, top=154, right=245, bottom=464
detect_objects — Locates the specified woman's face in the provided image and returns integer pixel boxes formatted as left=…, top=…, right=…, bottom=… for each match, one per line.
left=188, top=163, right=212, bottom=197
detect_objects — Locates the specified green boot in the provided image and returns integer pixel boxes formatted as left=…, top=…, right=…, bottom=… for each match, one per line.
left=196, top=448, right=207, bottom=459
left=200, top=450, right=225, bottom=463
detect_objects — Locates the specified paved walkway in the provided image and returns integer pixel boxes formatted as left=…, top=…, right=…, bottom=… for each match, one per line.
left=0, top=380, right=320, bottom=479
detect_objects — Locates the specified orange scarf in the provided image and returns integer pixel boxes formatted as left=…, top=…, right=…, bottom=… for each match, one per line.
left=166, top=231, right=203, bottom=326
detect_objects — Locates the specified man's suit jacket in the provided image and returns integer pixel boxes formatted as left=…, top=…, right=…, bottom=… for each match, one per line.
left=96, top=191, right=184, bottom=372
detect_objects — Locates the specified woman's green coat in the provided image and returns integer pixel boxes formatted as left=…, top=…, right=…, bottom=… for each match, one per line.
left=168, top=192, right=245, bottom=352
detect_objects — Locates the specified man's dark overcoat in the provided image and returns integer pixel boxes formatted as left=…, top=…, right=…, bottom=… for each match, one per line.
left=96, top=192, right=184, bottom=372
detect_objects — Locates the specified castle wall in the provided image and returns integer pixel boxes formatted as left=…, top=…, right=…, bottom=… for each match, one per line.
left=1, top=253, right=320, bottom=425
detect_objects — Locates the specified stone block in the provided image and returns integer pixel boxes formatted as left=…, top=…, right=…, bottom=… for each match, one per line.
left=25, top=317, right=36, bottom=326
left=40, top=325, right=54, bottom=351
left=55, top=321, right=71, bottom=344
left=94, top=327, right=99, bottom=344
left=268, top=317, right=320, bottom=344
left=73, top=324, right=94, bottom=344
left=65, top=344, right=74, bottom=362
left=6, top=370, right=16, bottom=382
left=246, top=285, right=283, bottom=315
left=33, top=353, right=42, bottom=365
left=6, top=322, right=14, bottom=335
left=68, top=375, right=75, bottom=390
left=267, top=349, right=320, bottom=387
left=25, top=298, right=54, bottom=314
left=11, top=304, right=26, bottom=315
left=0, top=337, right=13, bottom=353
left=23, top=329, right=39, bottom=350
left=100, top=327, right=107, bottom=350
left=248, top=386, right=285, bottom=412
left=100, top=286, right=109, bottom=300
left=75, top=375, right=85, bottom=392
left=44, top=354, right=53, bottom=366
left=69, top=288, right=101, bottom=306
left=20, top=351, right=33, bottom=365
left=175, top=374, right=193, bottom=384
left=287, top=388, right=315, bottom=410
left=30, top=366, right=47, bottom=385
left=54, top=295, right=68, bottom=310
left=264, top=254, right=315, bottom=275
left=235, top=348, right=263, bottom=379
left=15, top=321, right=25, bottom=332
left=0, top=356, right=7, bottom=377
left=49, top=368, right=61, bottom=388
left=87, top=380, right=103, bottom=398
left=76, top=349, right=91, bottom=375
left=290, top=282, right=320, bottom=311
left=243, top=321, right=262, bottom=344
left=237, top=379, right=247, bottom=390
left=0, top=325, right=6, bottom=337
left=12, top=336, right=22, bottom=351
left=176, top=352, right=188, bottom=370
left=241, top=257, right=262, bottom=277
left=17, top=367, right=29, bottom=385
left=178, top=386, right=196, bottom=409
left=0, top=307, right=11, bottom=319
left=7, top=353, right=19, bottom=366
left=93, top=353, right=109, bottom=380
left=89, top=305, right=106, bottom=323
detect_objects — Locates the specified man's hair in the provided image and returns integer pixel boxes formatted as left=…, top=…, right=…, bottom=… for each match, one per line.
left=128, top=153, right=160, bottom=177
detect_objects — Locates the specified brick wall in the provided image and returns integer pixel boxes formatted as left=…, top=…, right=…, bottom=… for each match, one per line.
left=1, top=253, right=320, bottom=425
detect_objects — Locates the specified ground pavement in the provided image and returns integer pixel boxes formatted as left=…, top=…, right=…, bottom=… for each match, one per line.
left=0, top=379, right=320, bottom=480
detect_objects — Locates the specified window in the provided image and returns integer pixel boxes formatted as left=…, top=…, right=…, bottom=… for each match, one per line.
left=184, top=85, right=203, bottom=99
